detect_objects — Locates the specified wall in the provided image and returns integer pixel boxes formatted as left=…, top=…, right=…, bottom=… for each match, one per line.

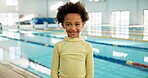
left=1, top=0, right=148, bottom=25
left=84, top=0, right=148, bottom=25
left=84, top=0, right=107, bottom=24
left=47, top=0, right=65, bottom=17
left=44, top=0, right=103, bottom=18
left=138, top=0, right=148, bottom=25
left=18, top=0, right=47, bottom=17
left=0, top=0, right=18, bottom=13
left=18, top=0, right=70, bottom=17
left=47, top=0, right=82, bottom=17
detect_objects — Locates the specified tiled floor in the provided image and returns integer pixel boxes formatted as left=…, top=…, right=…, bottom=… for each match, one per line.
left=0, top=61, right=40, bottom=78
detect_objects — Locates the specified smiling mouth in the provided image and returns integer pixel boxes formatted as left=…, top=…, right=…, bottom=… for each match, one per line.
left=68, top=31, right=78, bottom=35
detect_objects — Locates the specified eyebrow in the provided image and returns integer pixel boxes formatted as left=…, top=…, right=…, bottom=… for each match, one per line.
left=66, top=21, right=80, bottom=23
left=66, top=22, right=71, bottom=24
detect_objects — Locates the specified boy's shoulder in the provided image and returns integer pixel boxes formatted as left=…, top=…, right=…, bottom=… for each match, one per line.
left=84, top=40, right=91, bottom=44
left=55, top=40, right=65, bottom=46
left=78, top=39, right=92, bottom=48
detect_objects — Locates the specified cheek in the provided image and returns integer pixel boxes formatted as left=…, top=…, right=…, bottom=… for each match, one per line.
left=78, top=27, right=82, bottom=31
left=65, top=27, right=70, bottom=32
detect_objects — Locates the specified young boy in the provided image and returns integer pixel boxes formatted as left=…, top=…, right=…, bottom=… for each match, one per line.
left=51, top=1, right=94, bottom=78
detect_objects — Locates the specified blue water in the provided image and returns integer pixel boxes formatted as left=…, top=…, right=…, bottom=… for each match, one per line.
left=0, top=30, right=148, bottom=78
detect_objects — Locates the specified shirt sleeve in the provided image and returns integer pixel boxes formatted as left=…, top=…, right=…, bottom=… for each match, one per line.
left=51, top=44, right=60, bottom=78
left=86, top=43, right=94, bottom=78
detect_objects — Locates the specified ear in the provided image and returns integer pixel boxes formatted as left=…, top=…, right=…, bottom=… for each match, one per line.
left=62, top=23, right=65, bottom=29
left=81, top=22, right=85, bottom=28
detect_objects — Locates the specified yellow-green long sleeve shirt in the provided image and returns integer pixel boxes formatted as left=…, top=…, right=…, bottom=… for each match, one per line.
left=51, top=37, right=94, bottom=78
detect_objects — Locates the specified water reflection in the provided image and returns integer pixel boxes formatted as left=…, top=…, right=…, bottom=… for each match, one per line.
left=0, top=30, right=20, bottom=40
left=0, top=48, right=4, bottom=61
left=0, top=46, right=21, bottom=61
left=113, top=51, right=128, bottom=58
left=0, top=45, right=50, bottom=77
left=9, top=46, right=21, bottom=60
left=85, top=25, right=148, bottom=41
left=143, top=26, right=148, bottom=40
left=144, top=56, right=148, bottom=63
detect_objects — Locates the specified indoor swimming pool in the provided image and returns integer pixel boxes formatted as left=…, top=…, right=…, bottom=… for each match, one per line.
left=0, top=29, right=148, bottom=78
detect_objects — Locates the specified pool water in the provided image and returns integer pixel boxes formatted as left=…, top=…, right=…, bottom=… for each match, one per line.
left=0, top=30, right=148, bottom=78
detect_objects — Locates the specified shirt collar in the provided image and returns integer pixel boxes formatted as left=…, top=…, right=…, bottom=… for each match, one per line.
left=64, top=37, right=84, bottom=42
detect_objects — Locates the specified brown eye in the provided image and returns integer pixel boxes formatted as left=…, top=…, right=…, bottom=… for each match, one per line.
left=75, top=24, right=80, bottom=27
left=66, top=23, right=71, bottom=27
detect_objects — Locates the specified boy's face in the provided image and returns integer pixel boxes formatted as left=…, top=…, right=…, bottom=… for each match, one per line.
left=62, top=13, right=84, bottom=38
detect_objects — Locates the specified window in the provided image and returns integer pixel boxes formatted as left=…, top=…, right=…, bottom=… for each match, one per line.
left=144, top=10, right=148, bottom=25
left=0, top=13, right=19, bottom=26
left=87, top=12, right=102, bottom=36
left=143, top=10, right=148, bottom=40
left=111, top=11, right=129, bottom=38
left=6, top=0, right=18, bottom=6
left=50, top=2, right=63, bottom=11
left=111, top=11, right=129, bottom=26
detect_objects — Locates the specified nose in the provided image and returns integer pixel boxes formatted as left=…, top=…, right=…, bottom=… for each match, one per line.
left=70, top=25, right=76, bottom=30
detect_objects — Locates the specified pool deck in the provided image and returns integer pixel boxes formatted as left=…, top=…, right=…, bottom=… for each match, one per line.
left=0, top=61, right=40, bottom=78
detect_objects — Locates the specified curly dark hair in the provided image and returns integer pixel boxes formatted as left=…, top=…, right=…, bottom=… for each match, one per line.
left=56, top=1, right=89, bottom=23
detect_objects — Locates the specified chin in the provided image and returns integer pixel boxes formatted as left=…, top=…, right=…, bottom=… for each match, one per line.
left=69, top=36, right=76, bottom=38
left=68, top=35, right=79, bottom=38
left=68, top=33, right=79, bottom=38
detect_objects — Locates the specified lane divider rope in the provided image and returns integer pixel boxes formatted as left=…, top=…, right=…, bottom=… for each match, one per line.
left=0, top=34, right=148, bottom=72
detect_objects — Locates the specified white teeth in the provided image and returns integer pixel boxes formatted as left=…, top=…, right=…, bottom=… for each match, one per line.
left=70, top=31, right=77, bottom=33
left=69, top=32, right=77, bottom=35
